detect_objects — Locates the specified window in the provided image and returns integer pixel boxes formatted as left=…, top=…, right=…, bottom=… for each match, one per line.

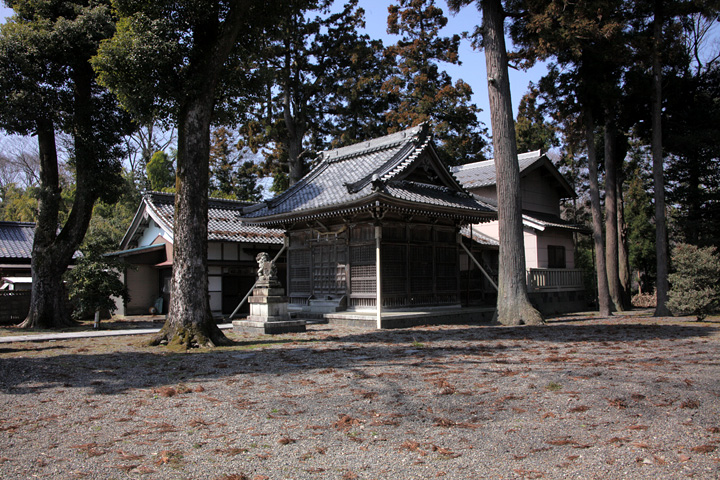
left=547, top=245, right=566, bottom=268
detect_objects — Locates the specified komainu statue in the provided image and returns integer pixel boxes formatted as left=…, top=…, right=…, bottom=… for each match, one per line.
left=256, top=252, right=280, bottom=287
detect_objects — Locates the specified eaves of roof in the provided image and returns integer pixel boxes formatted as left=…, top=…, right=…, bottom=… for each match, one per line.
left=244, top=184, right=496, bottom=227
left=451, top=151, right=577, bottom=199
left=243, top=125, right=494, bottom=225
left=120, top=192, right=285, bottom=250
left=522, top=211, right=591, bottom=233
left=106, top=243, right=165, bottom=258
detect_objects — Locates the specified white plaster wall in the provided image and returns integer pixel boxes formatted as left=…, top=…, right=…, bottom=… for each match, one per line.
left=535, top=230, right=576, bottom=269
left=474, top=220, right=499, bottom=240
left=208, top=275, right=222, bottom=292
left=112, top=270, right=126, bottom=316
left=209, top=292, right=222, bottom=312
left=523, top=229, right=539, bottom=269
left=471, top=221, right=539, bottom=271
left=209, top=273, right=222, bottom=313
left=137, top=219, right=166, bottom=247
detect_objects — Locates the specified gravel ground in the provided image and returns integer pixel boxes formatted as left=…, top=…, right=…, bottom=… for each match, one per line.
left=0, top=311, right=719, bottom=480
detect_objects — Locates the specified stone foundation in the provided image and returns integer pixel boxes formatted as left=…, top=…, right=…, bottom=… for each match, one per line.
left=232, top=285, right=306, bottom=335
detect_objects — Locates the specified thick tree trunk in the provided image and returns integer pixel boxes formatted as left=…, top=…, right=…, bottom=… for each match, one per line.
left=18, top=119, right=75, bottom=329
left=652, top=1, right=671, bottom=317
left=150, top=95, right=230, bottom=348
left=20, top=64, right=103, bottom=328
left=585, top=107, right=612, bottom=317
left=604, top=117, right=624, bottom=311
left=286, top=123, right=305, bottom=186
left=482, top=0, right=542, bottom=326
left=149, top=5, right=248, bottom=347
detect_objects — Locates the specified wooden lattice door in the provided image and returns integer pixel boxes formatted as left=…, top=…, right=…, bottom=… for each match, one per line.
left=312, top=243, right=346, bottom=296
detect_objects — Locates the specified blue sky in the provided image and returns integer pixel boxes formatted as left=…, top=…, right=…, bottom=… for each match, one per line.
left=0, top=1, right=546, bottom=131
left=359, top=0, right=547, bottom=129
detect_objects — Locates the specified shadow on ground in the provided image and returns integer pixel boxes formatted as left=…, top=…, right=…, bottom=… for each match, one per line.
left=0, top=320, right=716, bottom=397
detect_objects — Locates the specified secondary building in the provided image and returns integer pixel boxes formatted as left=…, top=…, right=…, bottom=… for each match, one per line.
left=451, top=150, right=590, bottom=314
left=112, top=192, right=285, bottom=317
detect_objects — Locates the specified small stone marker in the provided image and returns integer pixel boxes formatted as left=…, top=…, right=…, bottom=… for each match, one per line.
left=232, top=252, right=306, bottom=335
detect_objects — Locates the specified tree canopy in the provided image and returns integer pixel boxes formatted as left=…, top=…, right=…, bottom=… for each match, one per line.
left=0, top=0, right=131, bottom=328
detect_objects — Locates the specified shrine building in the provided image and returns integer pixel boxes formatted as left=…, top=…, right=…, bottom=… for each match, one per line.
left=241, top=124, right=498, bottom=328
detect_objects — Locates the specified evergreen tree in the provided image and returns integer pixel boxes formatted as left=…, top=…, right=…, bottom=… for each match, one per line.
left=385, top=0, right=487, bottom=166
left=514, top=85, right=558, bottom=153
left=667, top=243, right=720, bottom=320
left=664, top=61, right=720, bottom=249
left=0, top=0, right=131, bottom=329
left=146, top=151, right=176, bottom=192
left=94, top=0, right=278, bottom=347
left=210, top=127, right=237, bottom=196
left=508, top=0, right=631, bottom=316
left=66, top=234, right=129, bottom=324
left=209, top=126, right=262, bottom=201
left=624, top=144, right=656, bottom=294
left=240, top=0, right=385, bottom=190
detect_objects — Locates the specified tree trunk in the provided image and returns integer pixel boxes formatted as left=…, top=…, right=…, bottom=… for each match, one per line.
left=150, top=95, right=230, bottom=348
left=585, top=107, right=612, bottom=317
left=482, top=0, right=543, bottom=326
left=617, top=159, right=632, bottom=309
left=18, top=118, right=76, bottom=329
left=604, top=117, right=624, bottom=311
left=19, top=54, right=105, bottom=330
left=652, top=1, right=671, bottom=317
left=150, top=5, right=249, bottom=347
left=286, top=120, right=305, bottom=186
left=283, top=44, right=306, bottom=186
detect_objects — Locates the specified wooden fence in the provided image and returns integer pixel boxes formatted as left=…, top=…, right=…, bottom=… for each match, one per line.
left=0, top=291, right=31, bottom=325
left=527, top=268, right=584, bottom=292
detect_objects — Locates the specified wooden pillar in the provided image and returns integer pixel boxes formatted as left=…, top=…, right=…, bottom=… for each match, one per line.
left=375, top=225, right=382, bottom=329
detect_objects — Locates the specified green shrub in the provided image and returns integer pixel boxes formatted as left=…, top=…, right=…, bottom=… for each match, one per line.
left=667, top=243, right=720, bottom=320
left=66, top=236, right=129, bottom=321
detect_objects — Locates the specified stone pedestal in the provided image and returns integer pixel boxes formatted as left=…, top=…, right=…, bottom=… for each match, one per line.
left=232, top=286, right=306, bottom=335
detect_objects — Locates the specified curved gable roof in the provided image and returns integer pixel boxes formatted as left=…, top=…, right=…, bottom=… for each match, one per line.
left=243, top=124, right=495, bottom=224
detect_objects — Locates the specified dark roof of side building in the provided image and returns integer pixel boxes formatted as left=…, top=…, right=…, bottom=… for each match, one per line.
left=0, top=221, right=35, bottom=260
left=521, top=210, right=592, bottom=234
left=242, top=124, right=496, bottom=225
left=120, top=192, right=284, bottom=250
left=450, top=150, right=576, bottom=199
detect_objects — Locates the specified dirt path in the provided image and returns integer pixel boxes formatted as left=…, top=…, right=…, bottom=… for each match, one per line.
left=0, top=312, right=718, bottom=479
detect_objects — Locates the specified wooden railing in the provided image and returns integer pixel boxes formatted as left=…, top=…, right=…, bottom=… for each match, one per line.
left=527, top=268, right=584, bottom=292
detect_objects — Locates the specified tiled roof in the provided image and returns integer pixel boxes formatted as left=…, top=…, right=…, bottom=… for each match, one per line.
left=450, top=150, right=576, bottom=200
left=450, top=150, right=544, bottom=188
left=144, top=192, right=284, bottom=244
left=460, top=225, right=499, bottom=247
left=0, top=221, right=35, bottom=259
left=243, top=124, right=495, bottom=224
left=384, top=181, right=494, bottom=211
left=522, top=210, right=591, bottom=233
